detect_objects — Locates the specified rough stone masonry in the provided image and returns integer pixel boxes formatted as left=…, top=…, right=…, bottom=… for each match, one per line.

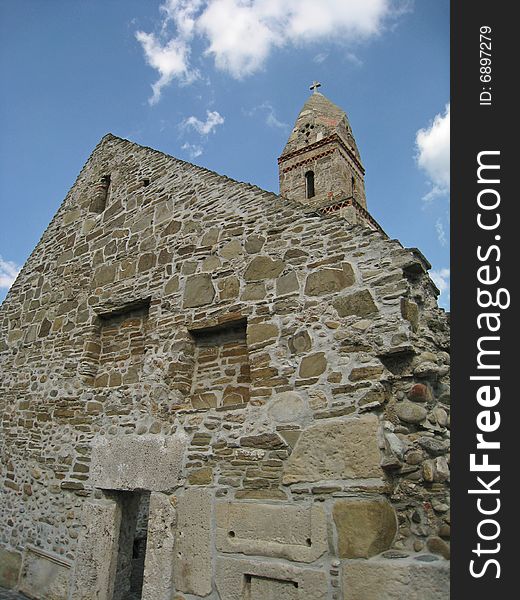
left=0, top=91, right=450, bottom=599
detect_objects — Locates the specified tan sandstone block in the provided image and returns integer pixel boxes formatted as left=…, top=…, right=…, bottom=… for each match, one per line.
left=220, top=240, right=242, bottom=260
left=289, top=330, right=312, bottom=354
left=216, top=502, right=327, bottom=562
left=282, top=414, right=383, bottom=484
left=69, top=499, right=121, bottom=600
left=333, top=289, right=378, bottom=317
left=215, top=557, right=328, bottom=600
left=183, top=274, right=215, bottom=308
left=333, top=498, right=397, bottom=558
left=19, top=547, right=72, bottom=600
left=299, top=352, right=327, bottom=378
left=341, top=559, right=450, bottom=600
left=245, top=234, right=265, bottom=254
left=267, top=391, right=311, bottom=424
left=188, top=466, right=213, bottom=485
left=247, top=323, right=278, bottom=346
left=141, top=493, right=176, bottom=600
left=174, top=488, right=213, bottom=597
left=276, top=271, right=299, bottom=295
left=304, top=267, right=354, bottom=296
left=90, top=433, right=188, bottom=492
left=219, top=276, right=240, bottom=300
left=244, top=256, right=285, bottom=281
left=401, top=298, right=420, bottom=331
left=0, top=547, right=22, bottom=588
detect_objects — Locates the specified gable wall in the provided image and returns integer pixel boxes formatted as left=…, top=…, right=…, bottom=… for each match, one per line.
left=0, top=135, right=450, bottom=598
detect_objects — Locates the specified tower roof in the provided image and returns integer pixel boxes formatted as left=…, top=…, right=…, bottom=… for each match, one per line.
left=280, top=91, right=361, bottom=162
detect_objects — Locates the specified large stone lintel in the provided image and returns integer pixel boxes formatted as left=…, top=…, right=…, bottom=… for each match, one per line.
left=90, top=433, right=188, bottom=492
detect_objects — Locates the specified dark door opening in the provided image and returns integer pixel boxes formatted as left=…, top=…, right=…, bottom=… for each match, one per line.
left=112, top=491, right=151, bottom=600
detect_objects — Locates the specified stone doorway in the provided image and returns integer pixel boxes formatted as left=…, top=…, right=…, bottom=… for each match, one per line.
left=69, top=434, right=185, bottom=600
left=112, top=492, right=151, bottom=600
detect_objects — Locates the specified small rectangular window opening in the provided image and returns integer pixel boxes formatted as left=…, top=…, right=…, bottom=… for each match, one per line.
left=305, top=170, right=315, bottom=199
left=189, top=318, right=251, bottom=410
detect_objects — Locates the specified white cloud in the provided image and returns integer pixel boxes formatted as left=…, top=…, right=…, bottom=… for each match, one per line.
left=415, top=103, right=450, bottom=201
left=183, top=110, right=224, bottom=135
left=430, top=267, right=450, bottom=309
left=181, top=142, right=204, bottom=158
left=135, top=32, right=194, bottom=105
left=435, top=218, right=447, bottom=247
left=313, top=52, right=329, bottom=64
left=0, top=256, right=21, bottom=290
left=137, top=0, right=403, bottom=102
left=245, top=102, right=288, bottom=130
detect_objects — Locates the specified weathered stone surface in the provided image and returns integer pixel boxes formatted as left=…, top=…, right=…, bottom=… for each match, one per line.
left=183, top=274, right=215, bottom=308
left=333, top=289, right=378, bottom=317
left=244, top=256, right=285, bottom=281
left=276, top=271, right=299, bottom=295
left=188, top=466, right=213, bottom=485
left=218, top=276, right=240, bottom=300
left=333, top=498, right=397, bottom=558
left=174, top=489, right=212, bottom=597
left=0, top=547, right=21, bottom=588
left=215, top=557, right=328, bottom=600
left=267, top=392, right=310, bottom=424
left=141, top=493, right=176, bottom=600
left=93, top=264, right=117, bottom=287
left=349, top=365, right=384, bottom=381
left=283, top=415, right=383, bottom=484
left=247, top=323, right=278, bottom=346
left=304, top=267, right=354, bottom=296
left=299, top=352, right=327, bottom=378
left=427, top=536, right=450, bottom=559
left=408, top=383, right=431, bottom=402
left=401, top=298, right=419, bottom=331
left=220, top=239, right=242, bottom=260
left=241, top=282, right=266, bottom=300
left=395, top=401, right=428, bottom=424
left=289, top=330, right=312, bottom=354
left=216, top=502, right=327, bottom=562
left=90, top=433, right=188, bottom=492
left=240, top=432, right=286, bottom=449
left=19, top=546, right=71, bottom=600
left=341, top=559, right=450, bottom=600
left=69, top=499, right=121, bottom=600
left=245, top=234, right=265, bottom=254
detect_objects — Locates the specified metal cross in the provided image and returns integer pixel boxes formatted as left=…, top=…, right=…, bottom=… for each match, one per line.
left=310, top=81, right=321, bottom=94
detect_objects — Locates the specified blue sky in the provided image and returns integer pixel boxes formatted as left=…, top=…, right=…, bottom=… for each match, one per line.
left=0, top=0, right=450, bottom=306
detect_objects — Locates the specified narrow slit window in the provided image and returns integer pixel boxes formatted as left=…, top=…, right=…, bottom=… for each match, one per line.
left=89, top=174, right=111, bottom=213
left=305, top=170, right=315, bottom=199
left=352, top=176, right=356, bottom=195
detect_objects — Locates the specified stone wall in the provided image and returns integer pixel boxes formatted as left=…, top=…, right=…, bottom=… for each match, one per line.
left=279, top=138, right=367, bottom=210
left=0, top=134, right=450, bottom=598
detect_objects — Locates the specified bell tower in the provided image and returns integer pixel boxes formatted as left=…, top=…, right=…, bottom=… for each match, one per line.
left=278, top=83, right=368, bottom=216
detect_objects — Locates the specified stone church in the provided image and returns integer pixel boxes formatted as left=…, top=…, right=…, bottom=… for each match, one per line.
left=0, top=88, right=450, bottom=599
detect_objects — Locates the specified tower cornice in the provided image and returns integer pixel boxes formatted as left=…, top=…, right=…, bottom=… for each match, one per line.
left=278, top=132, right=366, bottom=176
